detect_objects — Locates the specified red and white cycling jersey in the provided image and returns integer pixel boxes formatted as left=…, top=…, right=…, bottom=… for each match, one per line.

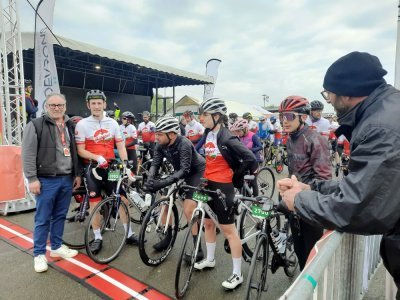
left=185, top=120, right=204, bottom=144
left=120, top=124, right=137, bottom=150
left=138, top=121, right=155, bottom=143
left=75, top=116, right=123, bottom=162
left=328, top=121, right=339, bottom=140
left=306, top=116, right=330, bottom=139
left=337, top=135, right=350, bottom=156
left=248, top=120, right=258, bottom=134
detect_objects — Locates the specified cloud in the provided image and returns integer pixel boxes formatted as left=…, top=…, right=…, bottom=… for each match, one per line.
left=19, top=0, right=398, bottom=113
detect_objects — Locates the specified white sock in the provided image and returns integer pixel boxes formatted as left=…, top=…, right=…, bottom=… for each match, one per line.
left=123, top=224, right=134, bottom=237
left=93, top=229, right=102, bottom=240
left=232, top=257, right=242, bottom=275
left=206, top=242, right=216, bottom=262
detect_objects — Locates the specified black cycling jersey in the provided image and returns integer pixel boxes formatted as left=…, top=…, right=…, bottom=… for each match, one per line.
left=149, top=135, right=206, bottom=182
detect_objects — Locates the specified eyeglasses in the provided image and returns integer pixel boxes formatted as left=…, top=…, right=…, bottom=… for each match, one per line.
left=321, top=90, right=329, bottom=101
left=47, top=103, right=65, bottom=109
left=279, top=112, right=303, bottom=122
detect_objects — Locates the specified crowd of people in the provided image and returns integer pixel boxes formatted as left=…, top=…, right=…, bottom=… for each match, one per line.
left=21, top=51, right=400, bottom=298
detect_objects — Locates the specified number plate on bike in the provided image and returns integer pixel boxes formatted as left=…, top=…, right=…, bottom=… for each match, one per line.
left=251, top=205, right=270, bottom=219
left=107, top=170, right=120, bottom=181
left=192, top=192, right=210, bottom=202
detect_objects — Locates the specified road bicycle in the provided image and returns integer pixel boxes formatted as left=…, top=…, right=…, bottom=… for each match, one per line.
left=243, top=198, right=298, bottom=300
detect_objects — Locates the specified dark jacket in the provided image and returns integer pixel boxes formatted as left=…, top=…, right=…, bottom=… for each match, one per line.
left=286, top=124, right=331, bottom=185
left=22, top=115, right=81, bottom=181
left=149, top=135, right=205, bottom=181
left=294, top=84, right=400, bottom=235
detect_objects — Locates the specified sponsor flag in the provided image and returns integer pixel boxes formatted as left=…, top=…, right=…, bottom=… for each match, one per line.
left=203, top=58, right=221, bottom=101
left=34, top=0, right=60, bottom=117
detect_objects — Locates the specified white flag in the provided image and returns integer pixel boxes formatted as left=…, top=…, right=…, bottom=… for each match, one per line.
left=34, top=0, right=60, bottom=117
left=203, top=58, right=221, bottom=101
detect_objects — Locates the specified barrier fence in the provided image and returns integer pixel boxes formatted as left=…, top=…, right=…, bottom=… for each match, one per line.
left=280, top=231, right=383, bottom=300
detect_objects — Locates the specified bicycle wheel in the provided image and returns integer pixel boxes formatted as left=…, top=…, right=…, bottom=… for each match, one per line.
left=244, top=234, right=270, bottom=300
left=256, top=167, right=275, bottom=198
left=63, top=193, right=89, bottom=249
left=239, top=209, right=280, bottom=259
left=175, top=216, right=200, bottom=299
left=85, top=197, right=129, bottom=264
left=138, top=197, right=179, bottom=266
left=274, top=153, right=284, bottom=174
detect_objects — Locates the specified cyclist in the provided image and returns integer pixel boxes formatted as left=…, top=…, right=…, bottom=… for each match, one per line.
left=183, top=110, right=204, bottom=147
left=120, top=111, right=138, bottom=173
left=195, top=97, right=257, bottom=290
left=306, top=100, right=330, bottom=140
left=269, top=116, right=282, bottom=146
left=143, top=115, right=206, bottom=259
left=228, top=112, right=239, bottom=129
left=327, top=113, right=340, bottom=174
left=257, top=116, right=271, bottom=140
left=242, top=112, right=258, bottom=134
left=138, top=111, right=156, bottom=160
left=278, top=95, right=331, bottom=270
left=230, top=119, right=263, bottom=164
left=75, top=90, right=138, bottom=253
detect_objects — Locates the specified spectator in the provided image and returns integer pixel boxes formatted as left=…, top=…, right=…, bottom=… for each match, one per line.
left=278, top=51, right=400, bottom=296
left=22, top=93, right=81, bottom=273
left=24, top=80, right=38, bottom=123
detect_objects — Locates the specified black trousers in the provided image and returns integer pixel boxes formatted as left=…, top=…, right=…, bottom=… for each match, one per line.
left=380, top=233, right=400, bottom=299
left=290, top=217, right=323, bottom=270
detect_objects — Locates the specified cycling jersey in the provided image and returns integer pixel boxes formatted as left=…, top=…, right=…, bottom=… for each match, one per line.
left=240, top=131, right=263, bottom=162
left=328, top=121, right=339, bottom=140
left=257, top=121, right=270, bottom=140
left=305, top=116, right=330, bottom=139
left=75, top=116, right=123, bottom=163
left=204, top=130, right=233, bottom=183
left=248, top=120, right=258, bottom=133
left=185, top=120, right=204, bottom=144
left=270, top=121, right=283, bottom=145
left=120, top=124, right=137, bottom=150
left=138, top=121, right=155, bottom=143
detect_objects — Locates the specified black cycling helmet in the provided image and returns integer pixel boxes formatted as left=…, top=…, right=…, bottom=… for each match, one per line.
left=310, top=100, right=324, bottom=111
left=86, top=89, right=106, bottom=101
left=122, top=111, right=135, bottom=119
left=106, top=110, right=115, bottom=118
left=24, top=79, right=32, bottom=87
left=142, top=111, right=151, bottom=117
left=229, top=113, right=238, bottom=119
left=243, top=112, right=253, bottom=120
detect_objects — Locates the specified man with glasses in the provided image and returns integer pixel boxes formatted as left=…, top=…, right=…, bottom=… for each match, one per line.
left=278, top=95, right=331, bottom=270
left=278, top=52, right=400, bottom=297
left=22, top=93, right=81, bottom=272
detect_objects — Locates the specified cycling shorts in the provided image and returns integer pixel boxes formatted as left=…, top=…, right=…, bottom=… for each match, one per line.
left=204, top=180, right=235, bottom=225
left=183, top=164, right=205, bottom=200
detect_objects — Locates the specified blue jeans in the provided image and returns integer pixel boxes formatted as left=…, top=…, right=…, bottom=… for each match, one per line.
left=33, top=176, right=73, bottom=256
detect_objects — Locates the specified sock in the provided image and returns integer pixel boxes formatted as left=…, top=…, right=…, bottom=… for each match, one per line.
left=206, top=242, right=216, bottom=262
left=93, top=228, right=102, bottom=240
left=123, top=224, right=134, bottom=237
left=232, top=257, right=242, bottom=275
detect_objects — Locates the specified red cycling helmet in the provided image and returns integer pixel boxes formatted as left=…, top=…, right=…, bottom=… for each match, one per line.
left=279, top=96, right=310, bottom=115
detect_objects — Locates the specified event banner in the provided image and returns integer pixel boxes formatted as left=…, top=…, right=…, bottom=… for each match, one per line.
left=34, top=0, right=60, bottom=117
left=203, top=58, right=221, bottom=101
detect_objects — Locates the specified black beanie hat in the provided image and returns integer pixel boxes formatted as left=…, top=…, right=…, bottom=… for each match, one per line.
left=323, top=51, right=387, bottom=97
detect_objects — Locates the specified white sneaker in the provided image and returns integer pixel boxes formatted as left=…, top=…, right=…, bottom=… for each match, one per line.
left=34, top=255, right=48, bottom=273
left=50, top=245, right=78, bottom=258
left=194, top=259, right=215, bottom=270
left=222, top=273, right=243, bottom=289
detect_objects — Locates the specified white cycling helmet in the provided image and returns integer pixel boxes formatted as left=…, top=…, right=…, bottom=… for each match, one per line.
left=199, top=97, right=227, bottom=115
left=155, top=115, right=180, bottom=133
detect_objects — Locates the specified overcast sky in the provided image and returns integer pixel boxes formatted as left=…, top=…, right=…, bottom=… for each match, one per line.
left=19, top=0, right=398, bottom=112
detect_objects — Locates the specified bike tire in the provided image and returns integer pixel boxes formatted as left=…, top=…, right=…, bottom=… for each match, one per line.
left=244, top=233, right=270, bottom=300
left=63, top=193, right=89, bottom=249
left=256, top=167, right=275, bottom=198
left=84, top=197, right=129, bottom=264
left=175, top=216, right=200, bottom=299
left=138, top=197, right=179, bottom=266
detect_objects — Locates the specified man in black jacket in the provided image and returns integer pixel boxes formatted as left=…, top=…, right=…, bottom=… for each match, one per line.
left=278, top=51, right=400, bottom=296
left=22, top=93, right=81, bottom=273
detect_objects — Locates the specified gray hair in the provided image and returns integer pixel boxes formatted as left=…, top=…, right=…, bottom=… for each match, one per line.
left=45, top=93, right=67, bottom=104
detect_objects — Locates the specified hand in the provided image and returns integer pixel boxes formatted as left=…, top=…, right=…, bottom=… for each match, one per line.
left=96, top=156, right=108, bottom=168
left=73, top=177, right=81, bottom=191
left=29, top=180, right=41, bottom=195
left=277, top=175, right=311, bottom=195
left=282, top=186, right=303, bottom=211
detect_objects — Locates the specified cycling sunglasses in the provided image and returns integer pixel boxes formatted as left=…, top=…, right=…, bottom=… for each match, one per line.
left=279, top=112, right=303, bottom=122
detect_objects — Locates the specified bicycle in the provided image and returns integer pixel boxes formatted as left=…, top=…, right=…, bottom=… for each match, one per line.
left=243, top=197, right=298, bottom=299
left=84, top=159, right=142, bottom=264
left=138, top=179, right=188, bottom=266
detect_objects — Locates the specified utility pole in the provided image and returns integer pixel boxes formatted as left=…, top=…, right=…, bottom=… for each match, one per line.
left=262, top=94, right=269, bottom=108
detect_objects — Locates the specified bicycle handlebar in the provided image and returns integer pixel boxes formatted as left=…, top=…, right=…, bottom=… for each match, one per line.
left=181, top=183, right=228, bottom=211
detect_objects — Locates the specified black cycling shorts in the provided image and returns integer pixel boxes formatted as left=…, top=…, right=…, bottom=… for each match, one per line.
left=203, top=180, right=235, bottom=225
left=184, top=165, right=206, bottom=200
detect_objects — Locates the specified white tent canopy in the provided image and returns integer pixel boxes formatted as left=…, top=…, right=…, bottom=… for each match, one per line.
left=225, top=100, right=273, bottom=118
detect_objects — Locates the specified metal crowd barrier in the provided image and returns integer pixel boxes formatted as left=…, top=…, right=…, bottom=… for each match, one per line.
left=280, top=231, right=382, bottom=300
